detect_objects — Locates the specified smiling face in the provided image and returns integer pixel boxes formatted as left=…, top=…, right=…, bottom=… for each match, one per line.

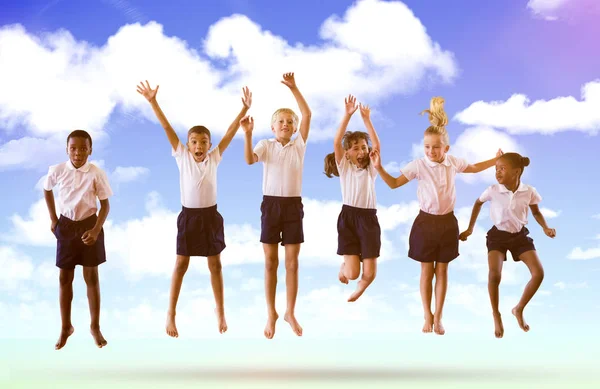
left=271, top=112, right=297, bottom=141
left=187, top=132, right=211, bottom=162
left=346, top=138, right=370, bottom=168
left=423, top=133, right=449, bottom=163
left=67, top=137, right=92, bottom=168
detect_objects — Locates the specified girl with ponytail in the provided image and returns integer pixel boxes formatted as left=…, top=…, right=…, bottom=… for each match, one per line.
left=460, top=152, right=556, bottom=338
left=371, top=96, right=503, bottom=335
left=323, top=94, right=381, bottom=302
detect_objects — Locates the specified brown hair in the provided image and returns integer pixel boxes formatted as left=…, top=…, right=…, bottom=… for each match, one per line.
left=67, top=129, right=93, bottom=148
left=499, top=152, right=530, bottom=187
left=324, top=131, right=371, bottom=178
left=188, top=126, right=211, bottom=142
left=420, top=96, right=450, bottom=145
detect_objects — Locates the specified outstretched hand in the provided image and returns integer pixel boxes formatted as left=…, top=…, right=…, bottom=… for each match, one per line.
left=496, top=148, right=504, bottom=158
left=369, top=149, right=381, bottom=169
left=459, top=229, right=472, bottom=241
left=241, top=86, right=252, bottom=109
left=345, top=94, right=358, bottom=115
left=281, top=72, right=297, bottom=89
left=240, top=115, right=254, bottom=133
left=136, top=80, right=159, bottom=102
left=359, top=103, right=371, bottom=119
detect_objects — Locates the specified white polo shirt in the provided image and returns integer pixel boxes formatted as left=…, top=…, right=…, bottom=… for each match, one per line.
left=43, top=161, right=113, bottom=221
left=254, top=134, right=306, bottom=197
left=337, top=156, right=377, bottom=209
left=479, top=183, right=542, bottom=233
left=173, top=142, right=221, bottom=208
left=400, top=155, right=469, bottom=215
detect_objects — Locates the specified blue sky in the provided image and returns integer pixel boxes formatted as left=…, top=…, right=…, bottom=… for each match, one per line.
left=1, top=0, right=600, bottom=347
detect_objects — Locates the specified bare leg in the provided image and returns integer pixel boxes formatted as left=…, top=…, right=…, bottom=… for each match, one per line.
left=488, top=251, right=505, bottom=338
left=433, top=262, right=448, bottom=335
left=166, top=255, right=190, bottom=338
left=82, top=266, right=106, bottom=348
left=284, top=243, right=302, bottom=336
left=339, top=255, right=360, bottom=284
left=512, top=250, right=544, bottom=332
left=348, top=258, right=377, bottom=302
left=207, top=255, right=227, bottom=334
left=263, top=243, right=279, bottom=339
left=55, top=269, right=75, bottom=350
left=420, top=262, right=435, bottom=333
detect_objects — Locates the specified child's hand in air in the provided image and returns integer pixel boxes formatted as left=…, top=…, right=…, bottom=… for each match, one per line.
left=543, top=227, right=556, bottom=238
left=241, top=86, right=252, bottom=109
left=359, top=103, right=371, bottom=120
left=136, top=80, right=158, bottom=102
left=281, top=72, right=297, bottom=89
left=496, top=149, right=504, bottom=158
left=345, top=95, right=358, bottom=116
left=240, top=115, right=254, bottom=133
left=459, top=229, right=472, bottom=241
left=369, top=149, right=381, bottom=169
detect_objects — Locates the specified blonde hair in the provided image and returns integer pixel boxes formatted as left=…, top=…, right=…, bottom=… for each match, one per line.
left=420, top=97, right=450, bottom=145
left=271, top=108, right=299, bottom=127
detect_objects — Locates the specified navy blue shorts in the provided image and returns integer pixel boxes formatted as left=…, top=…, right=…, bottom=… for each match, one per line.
left=486, top=226, right=536, bottom=261
left=408, top=210, right=459, bottom=263
left=176, top=205, right=226, bottom=257
left=337, top=205, right=381, bottom=260
left=54, top=214, right=106, bottom=270
left=260, top=196, right=304, bottom=246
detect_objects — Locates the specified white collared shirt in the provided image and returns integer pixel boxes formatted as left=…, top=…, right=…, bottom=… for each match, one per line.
left=337, top=156, right=377, bottom=209
left=254, top=134, right=306, bottom=197
left=400, top=155, right=469, bottom=215
left=173, top=142, right=221, bottom=208
left=43, top=161, right=113, bottom=221
left=479, top=183, right=542, bottom=233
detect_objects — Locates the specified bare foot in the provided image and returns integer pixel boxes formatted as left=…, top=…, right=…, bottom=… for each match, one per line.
left=493, top=311, right=504, bottom=338
left=55, top=326, right=74, bottom=350
left=422, top=314, right=434, bottom=333
left=338, top=263, right=348, bottom=284
left=347, top=287, right=365, bottom=302
left=264, top=312, right=278, bottom=339
left=512, top=306, right=530, bottom=332
left=90, top=327, right=107, bottom=348
left=433, top=315, right=445, bottom=335
left=215, top=308, right=228, bottom=334
left=284, top=311, right=303, bottom=336
left=166, top=313, right=178, bottom=338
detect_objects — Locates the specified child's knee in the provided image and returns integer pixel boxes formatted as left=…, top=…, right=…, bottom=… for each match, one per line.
left=362, top=271, right=376, bottom=283
left=174, top=256, right=190, bottom=273
left=82, top=268, right=99, bottom=286
left=59, top=270, right=74, bottom=286
left=488, top=270, right=502, bottom=285
left=208, top=258, right=222, bottom=274
left=285, top=258, right=298, bottom=273
left=345, top=267, right=360, bottom=280
left=532, top=267, right=544, bottom=282
left=265, top=257, right=279, bottom=272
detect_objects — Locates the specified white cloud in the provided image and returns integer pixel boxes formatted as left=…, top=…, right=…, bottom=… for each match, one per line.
left=454, top=80, right=600, bottom=135
left=0, top=0, right=457, bottom=166
left=383, top=161, right=401, bottom=174
left=567, top=246, right=600, bottom=260
left=554, top=281, right=588, bottom=290
left=240, top=277, right=262, bottom=292
left=592, top=214, right=600, bottom=219
left=540, top=207, right=561, bottom=219
left=0, top=246, right=34, bottom=290
left=110, top=166, right=150, bottom=183
left=527, top=0, right=570, bottom=20
left=0, top=136, right=65, bottom=171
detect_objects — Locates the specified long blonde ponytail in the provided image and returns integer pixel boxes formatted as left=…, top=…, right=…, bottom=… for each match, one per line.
left=420, top=96, right=450, bottom=145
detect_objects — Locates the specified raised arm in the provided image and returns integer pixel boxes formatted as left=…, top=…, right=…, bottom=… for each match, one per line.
left=359, top=103, right=381, bottom=152
left=218, top=86, right=252, bottom=156
left=281, top=72, right=312, bottom=142
left=334, top=95, right=358, bottom=164
left=137, top=80, right=180, bottom=151
left=529, top=204, right=557, bottom=238
left=241, top=116, right=258, bottom=165
left=459, top=199, right=485, bottom=241
left=370, top=150, right=409, bottom=189
left=463, top=149, right=503, bottom=173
